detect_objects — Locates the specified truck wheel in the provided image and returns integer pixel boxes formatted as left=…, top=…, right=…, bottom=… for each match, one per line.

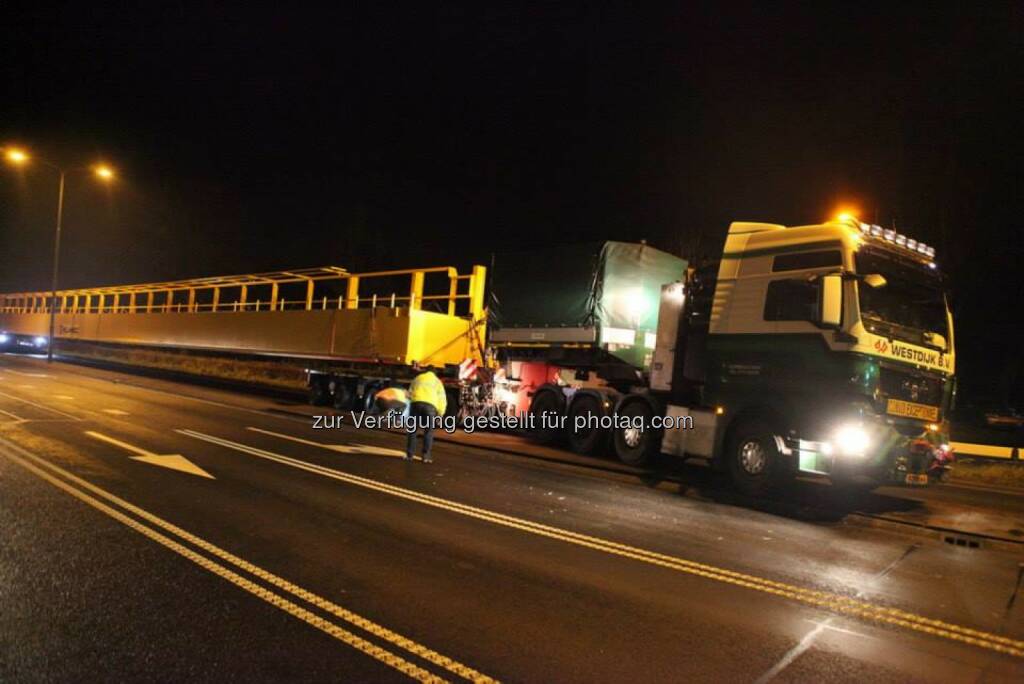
left=529, top=388, right=565, bottom=445
left=726, top=419, right=790, bottom=496
left=332, top=382, right=354, bottom=411
left=309, top=378, right=330, bottom=406
left=567, top=394, right=607, bottom=456
left=613, top=399, right=660, bottom=466
left=361, top=382, right=383, bottom=412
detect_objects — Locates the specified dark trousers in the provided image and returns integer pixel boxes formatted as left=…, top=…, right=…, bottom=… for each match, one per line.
left=406, top=401, right=438, bottom=458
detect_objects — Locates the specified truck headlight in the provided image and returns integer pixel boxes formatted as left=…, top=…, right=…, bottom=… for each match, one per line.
left=0, top=333, right=9, bottom=344
left=34, top=336, right=48, bottom=346
left=832, top=424, right=870, bottom=456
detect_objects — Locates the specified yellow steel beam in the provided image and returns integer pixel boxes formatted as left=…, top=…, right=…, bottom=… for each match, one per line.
left=345, top=277, right=359, bottom=310
left=409, top=271, right=424, bottom=310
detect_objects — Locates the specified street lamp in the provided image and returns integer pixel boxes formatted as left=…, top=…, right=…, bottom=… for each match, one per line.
left=2, top=146, right=117, bottom=362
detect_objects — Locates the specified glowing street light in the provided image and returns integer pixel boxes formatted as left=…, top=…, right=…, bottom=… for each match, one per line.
left=93, top=164, right=115, bottom=181
left=1, top=145, right=120, bottom=362
left=5, top=148, right=29, bottom=165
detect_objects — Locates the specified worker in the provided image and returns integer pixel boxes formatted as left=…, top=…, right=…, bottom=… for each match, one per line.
left=373, top=386, right=409, bottom=417
left=406, top=363, right=447, bottom=463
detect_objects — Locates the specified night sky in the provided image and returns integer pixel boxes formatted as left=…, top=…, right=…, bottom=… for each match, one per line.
left=1, top=3, right=1021, bottom=403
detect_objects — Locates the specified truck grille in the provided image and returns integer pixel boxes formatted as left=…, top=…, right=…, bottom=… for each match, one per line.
left=879, top=366, right=943, bottom=407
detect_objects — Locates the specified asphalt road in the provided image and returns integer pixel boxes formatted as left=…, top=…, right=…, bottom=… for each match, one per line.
left=1, top=354, right=1022, bottom=682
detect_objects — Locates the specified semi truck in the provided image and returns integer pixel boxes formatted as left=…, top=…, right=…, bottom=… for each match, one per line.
left=0, top=217, right=956, bottom=493
left=315, top=220, right=956, bottom=494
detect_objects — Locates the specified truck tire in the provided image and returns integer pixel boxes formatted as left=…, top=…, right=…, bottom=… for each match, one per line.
left=612, top=399, right=661, bottom=466
left=361, top=382, right=383, bottom=412
left=529, top=388, right=565, bottom=445
left=725, top=418, right=791, bottom=496
left=567, top=394, right=607, bottom=456
left=309, top=377, right=330, bottom=406
left=332, top=381, right=354, bottom=411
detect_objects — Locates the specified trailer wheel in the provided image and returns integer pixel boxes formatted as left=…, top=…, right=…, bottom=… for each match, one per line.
left=309, top=377, right=330, bottom=406
left=725, top=418, right=791, bottom=496
left=529, top=388, right=565, bottom=445
left=361, top=382, right=383, bottom=412
left=567, top=394, right=607, bottom=456
left=612, top=399, right=660, bottom=466
left=332, top=382, right=354, bottom=411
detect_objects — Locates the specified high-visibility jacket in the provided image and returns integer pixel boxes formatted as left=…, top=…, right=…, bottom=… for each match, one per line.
left=409, top=371, right=447, bottom=414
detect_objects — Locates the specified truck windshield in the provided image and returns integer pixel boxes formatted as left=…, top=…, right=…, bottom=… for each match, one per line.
left=855, top=248, right=949, bottom=348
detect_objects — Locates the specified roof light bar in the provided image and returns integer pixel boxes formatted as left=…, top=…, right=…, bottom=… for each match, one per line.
left=849, top=222, right=937, bottom=261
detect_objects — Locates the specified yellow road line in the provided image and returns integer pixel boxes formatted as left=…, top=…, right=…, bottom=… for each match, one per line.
left=950, top=442, right=1014, bottom=459
left=190, top=428, right=1024, bottom=658
left=0, top=439, right=495, bottom=683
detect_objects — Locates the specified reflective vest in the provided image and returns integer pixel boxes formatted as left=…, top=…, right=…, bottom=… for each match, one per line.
left=409, top=371, right=447, bottom=414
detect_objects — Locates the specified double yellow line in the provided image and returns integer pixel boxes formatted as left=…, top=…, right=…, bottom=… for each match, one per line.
left=0, top=438, right=496, bottom=683
left=182, top=427, right=1024, bottom=659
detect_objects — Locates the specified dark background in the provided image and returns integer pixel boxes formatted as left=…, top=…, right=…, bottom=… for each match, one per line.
left=1, top=2, right=1021, bottom=405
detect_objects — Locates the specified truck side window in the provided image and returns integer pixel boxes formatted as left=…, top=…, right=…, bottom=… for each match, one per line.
left=771, top=250, right=842, bottom=272
left=764, top=279, right=816, bottom=321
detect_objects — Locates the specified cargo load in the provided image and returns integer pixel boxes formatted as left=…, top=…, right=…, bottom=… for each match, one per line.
left=489, top=241, right=686, bottom=369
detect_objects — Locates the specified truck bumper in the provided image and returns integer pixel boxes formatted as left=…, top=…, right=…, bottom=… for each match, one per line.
left=794, top=417, right=953, bottom=486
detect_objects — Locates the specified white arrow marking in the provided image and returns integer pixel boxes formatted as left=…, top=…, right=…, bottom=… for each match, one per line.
left=246, top=427, right=407, bottom=459
left=85, top=430, right=215, bottom=479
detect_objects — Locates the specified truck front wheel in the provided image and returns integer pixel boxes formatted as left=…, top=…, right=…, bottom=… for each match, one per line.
left=726, top=418, right=792, bottom=496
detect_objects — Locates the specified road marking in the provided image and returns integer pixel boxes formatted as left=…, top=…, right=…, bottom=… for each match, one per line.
left=85, top=430, right=215, bottom=479
left=18, top=384, right=35, bottom=389
left=0, top=408, right=27, bottom=422
left=102, top=408, right=131, bottom=416
left=249, top=427, right=406, bottom=458
left=0, top=389, right=82, bottom=420
left=1, top=368, right=50, bottom=377
left=754, top=544, right=919, bottom=682
left=179, top=428, right=1024, bottom=658
left=54, top=395, right=75, bottom=400
left=0, top=437, right=495, bottom=683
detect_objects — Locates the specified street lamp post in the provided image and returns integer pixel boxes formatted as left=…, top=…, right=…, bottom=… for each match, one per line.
left=3, top=147, right=116, bottom=362
left=47, top=169, right=66, bottom=363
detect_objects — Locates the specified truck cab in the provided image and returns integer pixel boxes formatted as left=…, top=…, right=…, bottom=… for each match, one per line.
left=642, top=218, right=955, bottom=494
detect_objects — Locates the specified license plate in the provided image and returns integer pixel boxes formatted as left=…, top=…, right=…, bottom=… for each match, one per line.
left=886, top=399, right=939, bottom=421
left=905, top=473, right=928, bottom=485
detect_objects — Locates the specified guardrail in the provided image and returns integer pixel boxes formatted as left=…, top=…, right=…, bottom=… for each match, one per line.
left=950, top=442, right=1019, bottom=460
left=0, top=264, right=487, bottom=321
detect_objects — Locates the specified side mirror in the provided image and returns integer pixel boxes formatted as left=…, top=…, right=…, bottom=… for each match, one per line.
left=817, top=273, right=843, bottom=328
left=863, top=273, right=887, bottom=289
